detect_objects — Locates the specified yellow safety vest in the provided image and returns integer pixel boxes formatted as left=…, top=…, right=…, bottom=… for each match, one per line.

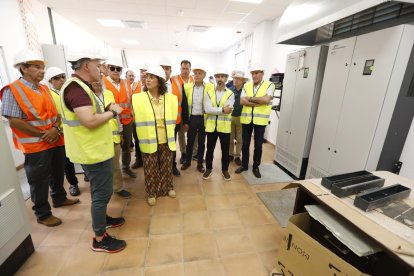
left=205, top=88, right=233, bottom=133
left=132, top=91, right=178, bottom=154
left=92, top=90, right=121, bottom=144
left=60, top=77, right=114, bottom=164
left=50, top=89, right=62, bottom=129
left=240, top=81, right=274, bottom=126
left=184, top=82, right=213, bottom=116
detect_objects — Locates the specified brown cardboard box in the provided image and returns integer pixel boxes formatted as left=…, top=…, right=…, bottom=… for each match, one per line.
left=274, top=212, right=368, bottom=276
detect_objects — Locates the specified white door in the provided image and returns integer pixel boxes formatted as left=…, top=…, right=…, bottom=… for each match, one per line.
left=308, top=37, right=356, bottom=172
left=276, top=52, right=299, bottom=149
left=330, top=26, right=404, bottom=174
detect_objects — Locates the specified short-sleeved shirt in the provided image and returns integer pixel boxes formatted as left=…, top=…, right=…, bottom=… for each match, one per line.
left=148, top=93, right=167, bottom=144
left=63, top=74, right=93, bottom=111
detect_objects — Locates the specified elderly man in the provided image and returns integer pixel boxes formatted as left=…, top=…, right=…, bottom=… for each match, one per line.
left=103, top=57, right=136, bottom=179
left=45, top=66, right=80, bottom=196
left=202, top=68, right=234, bottom=181
left=228, top=70, right=247, bottom=166
left=0, top=50, right=79, bottom=227
left=235, top=65, right=275, bottom=178
left=61, top=52, right=126, bottom=253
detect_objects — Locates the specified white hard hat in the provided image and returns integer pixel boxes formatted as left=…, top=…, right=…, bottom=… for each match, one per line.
left=45, top=67, right=65, bottom=82
left=139, top=62, right=149, bottom=70
left=214, top=66, right=229, bottom=76
left=232, top=70, right=247, bottom=79
left=106, top=56, right=123, bottom=68
left=159, top=56, right=172, bottom=67
left=67, top=51, right=104, bottom=63
left=146, top=66, right=166, bottom=81
left=13, top=49, right=44, bottom=68
left=192, top=63, right=206, bottom=73
left=249, top=63, right=264, bottom=72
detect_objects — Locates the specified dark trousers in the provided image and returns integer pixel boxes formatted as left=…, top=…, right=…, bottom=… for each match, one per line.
left=206, top=131, right=230, bottom=171
left=121, top=121, right=134, bottom=170
left=81, top=158, right=113, bottom=237
left=132, top=123, right=142, bottom=165
left=241, top=123, right=266, bottom=170
left=64, top=156, right=78, bottom=185
left=185, top=115, right=205, bottom=165
left=172, top=124, right=180, bottom=168
left=24, top=146, right=67, bottom=220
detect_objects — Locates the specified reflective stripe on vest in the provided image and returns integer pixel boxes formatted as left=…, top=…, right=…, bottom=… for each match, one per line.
left=205, top=88, right=233, bottom=133
left=170, top=77, right=183, bottom=124
left=102, top=90, right=121, bottom=144
left=240, top=81, right=273, bottom=126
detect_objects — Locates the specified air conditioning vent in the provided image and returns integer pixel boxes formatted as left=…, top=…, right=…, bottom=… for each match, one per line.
left=187, top=25, right=210, bottom=32
left=122, top=20, right=147, bottom=29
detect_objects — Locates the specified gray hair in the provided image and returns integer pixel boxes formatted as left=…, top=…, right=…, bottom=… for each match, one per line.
left=70, top=58, right=91, bottom=70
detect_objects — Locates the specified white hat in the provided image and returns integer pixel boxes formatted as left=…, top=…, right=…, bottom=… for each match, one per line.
left=14, top=49, right=44, bottom=68
left=67, top=51, right=104, bottom=63
left=159, top=56, right=172, bottom=67
left=139, top=62, right=149, bottom=70
left=106, top=56, right=123, bottom=68
left=45, top=67, right=65, bottom=82
left=146, top=66, right=166, bottom=81
left=249, top=63, right=264, bottom=72
left=231, top=70, right=247, bottom=79
left=192, top=63, right=206, bottom=73
left=214, top=66, right=228, bottom=76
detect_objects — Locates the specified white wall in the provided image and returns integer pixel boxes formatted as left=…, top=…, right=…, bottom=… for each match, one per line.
left=124, top=49, right=219, bottom=81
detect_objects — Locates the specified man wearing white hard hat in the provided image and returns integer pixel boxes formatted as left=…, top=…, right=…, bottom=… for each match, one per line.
left=61, top=52, right=127, bottom=253
left=0, top=49, right=79, bottom=227
left=228, top=70, right=248, bottom=166
left=235, top=64, right=275, bottom=178
left=159, top=57, right=189, bottom=176
left=132, top=66, right=178, bottom=206
left=103, top=56, right=136, bottom=179
left=180, top=64, right=213, bottom=173
left=45, top=66, right=81, bottom=196
left=202, top=67, right=235, bottom=181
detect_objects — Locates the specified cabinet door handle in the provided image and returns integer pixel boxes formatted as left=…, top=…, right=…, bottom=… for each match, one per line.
left=353, top=62, right=357, bottom=66
left=334, top=150, right=337, bottom=153
left=328, top=147, right=330, bottom=151
left=345, top=63, right=348, bottom=66
left=289, top=132, right=292, bottom=134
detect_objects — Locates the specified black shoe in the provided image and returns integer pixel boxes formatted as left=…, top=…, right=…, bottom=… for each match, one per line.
left=234, top=157, right=242, bottom=166
left=131, top=161, right=143, bottom=169
left=202, top=169, right=212, bottom=179
left=84, top=174, right=89, bottom=182
left=235, top=166, right=247, bottom=174
left=229, top=156, right=234, bottom=162
left=192, top=155, right=198, bottom=161
left=180, top=154, right=187, bottom=164
left=106, top=215, right=126, bottom=229
left=197, top=164, right=206, bottom=173
left=91, top=232, right=126, bottom=253
left=123, top=169, right=137, bottom=178
left=116, top=189, right=131, bottom=198
left=253, top=168, right=262, bottom=178
left=181, top=163, right=191, bottom=170
left=69, top=185, right=80, bottom=196
left=173, top=166, right=181, bottom=176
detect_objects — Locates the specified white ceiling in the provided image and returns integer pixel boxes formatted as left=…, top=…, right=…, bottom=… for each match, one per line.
left=38, top=0, right=293, bottom=52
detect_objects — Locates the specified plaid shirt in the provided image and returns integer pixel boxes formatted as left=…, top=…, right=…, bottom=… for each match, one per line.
left=1, top=78, right=42, bottom=119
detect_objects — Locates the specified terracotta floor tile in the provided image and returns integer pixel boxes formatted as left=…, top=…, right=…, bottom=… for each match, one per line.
left=258, top=249, right=279, bottom=273
left=227, top=192, right=258, bottom=207
left=40, top=227, right=84, bottom=247
left=144, top=263, right=184, bottom=276
left=152, top=197, right=180, bottom=215
left=184, top=259, right=226, bottom=276
left=179, top=195, right=206, bottom=212
left=103, top=238, right=148, bottom=270
left=237, top=206, right=274, bottom=226
left=221, top=180, right=249, bottom=194
left=146, top=234, right=183, bottom=266
left=150, top=214, right=182, bottom=235
left=204, top=195, right=232, bottom=210
left=247, top=224, right=281, bottom=252
left=222, top=253, right=267, bottom=276
left=183, top=233, right=219, bottom=261
left=175, top=183, right=203, bottom=197
left=201, top=182, right=226, bottom=195
left=182, top=211, right=211, bottom=233
left=209, top=209, right=242, bottom=229
left=124, top=199, right=153, bottom=217
left=214, top=228, right=255, bottom=256
left=116, top=216, right=151, bottom=238
left=102, top=267, right=144, bottom=276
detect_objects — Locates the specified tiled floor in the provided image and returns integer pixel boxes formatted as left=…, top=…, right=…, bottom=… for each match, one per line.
left=17, top=143, right=289, bottom=276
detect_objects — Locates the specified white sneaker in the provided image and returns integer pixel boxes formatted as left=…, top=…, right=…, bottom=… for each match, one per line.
left=168, top=190, right=176, bottom=198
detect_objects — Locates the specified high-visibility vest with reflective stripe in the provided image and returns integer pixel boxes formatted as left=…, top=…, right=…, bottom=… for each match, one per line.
left=92, top=90, right=121, bottom=144
left=102, top=77, right=133, bottom=125
left=205, top=88, right=233, bottom=133
left=240, top=81, right=274, bottom=126
left=0, top=80, right=64, bottom=153
left=50, top=88, right=63, bottom=129
left=172, top=74, right=194, bottom=86
left=170, top=77, right=183, bottom=124
left=184, top=82, right=213, bottom=116
left=132, top=81, right=142, bottom=94
left=60, top=77, right=114, bottom=164
left=132, top=92, right=178, bottom=154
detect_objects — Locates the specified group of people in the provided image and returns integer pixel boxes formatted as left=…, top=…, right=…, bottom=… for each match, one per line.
left=0, top=49, right=274, bottom=254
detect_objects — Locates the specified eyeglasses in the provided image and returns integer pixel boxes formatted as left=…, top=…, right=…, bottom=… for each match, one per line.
left=52, top=75, right=66, bottom=81
left=109, top=66, right=122, bottom=72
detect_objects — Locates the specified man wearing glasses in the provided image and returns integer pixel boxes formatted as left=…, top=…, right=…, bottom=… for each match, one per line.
left=103, top=57, right=136, bottom=185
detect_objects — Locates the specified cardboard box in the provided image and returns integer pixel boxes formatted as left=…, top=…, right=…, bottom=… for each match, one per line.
left=275, top=212, right=368, bottom=276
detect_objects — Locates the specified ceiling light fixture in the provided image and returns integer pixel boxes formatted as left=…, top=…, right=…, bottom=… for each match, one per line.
left=231, top=0, right=263, bottom=4
left=122, top=39, right=140, bottom=45
left=97, top=19, right=125, bottom=28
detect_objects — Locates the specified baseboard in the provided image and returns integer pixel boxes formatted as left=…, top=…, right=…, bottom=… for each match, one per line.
left=0, top=235, right=34, bottom=275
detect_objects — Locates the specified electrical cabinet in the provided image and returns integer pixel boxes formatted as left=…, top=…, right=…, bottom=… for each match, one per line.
left=274, top=46, right=328, bottom=178
left=307, top=24, right=414, bottom=179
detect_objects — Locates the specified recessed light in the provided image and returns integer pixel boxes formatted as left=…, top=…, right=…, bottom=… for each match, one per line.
left=231, top=0, right=263, bottom=3
left=122, top=39, right=140, bottom=45
left=97, top=19, right=125, bottom=28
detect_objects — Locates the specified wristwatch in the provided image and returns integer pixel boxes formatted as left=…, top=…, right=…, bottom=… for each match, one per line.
left=111, top=110, right=118, bottom=118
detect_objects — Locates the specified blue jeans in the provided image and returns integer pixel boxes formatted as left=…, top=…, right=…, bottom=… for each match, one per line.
left=241, top=123, right=266, bottom=170
left=82, top=158, right=113, bottom=236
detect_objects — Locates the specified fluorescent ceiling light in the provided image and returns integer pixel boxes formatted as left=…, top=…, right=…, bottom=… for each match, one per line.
left=122, top=39, right=140, bottom=45
left=231, top=0, right=263, bottom=3
left=97, top=19, right=125, bottom=28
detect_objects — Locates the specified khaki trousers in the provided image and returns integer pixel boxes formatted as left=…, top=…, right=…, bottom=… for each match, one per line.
left=230, top=116, right=242, bottom=158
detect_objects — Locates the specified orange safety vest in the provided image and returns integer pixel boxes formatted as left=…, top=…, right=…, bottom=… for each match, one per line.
left=173, top=74, right=194, bottom=86
left=0, top=79, right=64, bottom=153
left=169, top=77, right=184, bottom=124
left=132, top=81, right=142, bottom=94
left=102, top=77, right=133, bottom=125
